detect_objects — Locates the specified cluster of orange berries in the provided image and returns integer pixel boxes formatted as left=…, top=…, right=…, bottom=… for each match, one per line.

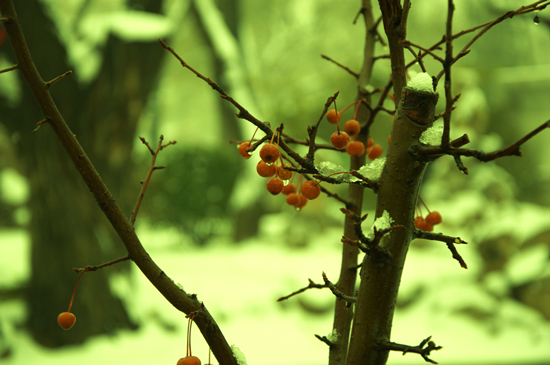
left=326, top=109, right=384, bottom=160
left=414, top=210, right=442, bottom=232
left=238, top=132, right=322, bottom=210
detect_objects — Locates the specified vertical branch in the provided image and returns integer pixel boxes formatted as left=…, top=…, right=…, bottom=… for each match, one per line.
left=329, top=3, right=375, bottom=365
left=377, top=0, right=407, bottom=104
left=441, top=0, right=455, bottom=148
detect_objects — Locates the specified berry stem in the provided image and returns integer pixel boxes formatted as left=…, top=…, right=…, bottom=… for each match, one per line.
left=353, top=100, right=361, bottom=121
left=247, top=126, right=259, bottom=145
left=418, top=194, right=431, bottom=213
left=68, top=269, right=86, bottom=313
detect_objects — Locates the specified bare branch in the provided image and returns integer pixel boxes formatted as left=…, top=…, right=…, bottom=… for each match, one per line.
left=277, top=279, right=327, bottom=302
left=0, top=64, right=18, bottom=74
left=0, top=2, right=238, bottom=362
left=381, top=336, right=443, bottom=364
left=322, top=272, right=357, bottom=303
left=44, top=70, right=72, bottom=89
left=130, top=135, right=176, bottom=226
left=73, top=256, right=130, bottom=273
left=321, top=54, right=359, bottom=78
left=414, top=230, right=468, bottom=269
left=315, top=334, right=336, bottom=347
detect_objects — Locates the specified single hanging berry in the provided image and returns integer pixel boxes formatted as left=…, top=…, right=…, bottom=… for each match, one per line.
left=344, top=120, right=361, bottom=137
left=326, top=109, right=341, bottom=124
left=177, top=356, right=201, bottom=365
left=301, top=180, right=321, bottom=200
left=282, top=183, right=296, bottom=195
left=238, top=141, right=253, bottom=159
left=257, top=160, right=276, bottom=177
left=57, top=312, right=76, bottom=330
left=294, top=194, right=308, bottom=210
left=367, top=144, right=383, bottom=160
left=331, top=131, right=350, bottom=149
left=425, top=211, right=442, bottom=226
left=57, top=269, right=86, bottom=330
left=260, top=143, right=279, bottom=164
left=346, top=141, right=365, bottom=157
left=266, top=177, right=284, bottom=195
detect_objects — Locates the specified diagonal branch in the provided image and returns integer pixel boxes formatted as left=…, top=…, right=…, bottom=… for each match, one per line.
left=0, top=1, right=237, bottom=363
left=159, top=39, right=313, bottom=172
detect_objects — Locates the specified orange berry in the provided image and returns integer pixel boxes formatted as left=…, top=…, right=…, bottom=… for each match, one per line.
left=416, top=219, right=434, bottom=232
left=388, top=135, right=391, bottom=144
left=238, top=141, right=253, bottom=159
left=301, top=180, right=321, bottom=200
left=326, top=109, right=341, bottom=124
left=294, top=194, right=308, bottom=210
left=286, top=192, right=300, bottom=206
left=257, top=160, right=276, bottom=177
left=277, top=164, right=293, bottom=180
left=57, top=312, right=76, bottom=330
left=266, top=177, right=284, bottom=195
left=367, top=137, right=374, bottom=148
left=260, top=144, right=279, bottom=164
left=367, top=144, right=383, bottom=160
left=344, top=120, right=361, bottom=137
left=414, top=216, right=424, bottom=229
left=346, top=141, right=365, bottom=157
left=282, top=183, right=296, bottom=195
left=425, top=211, right=442, bottom=226
left=177, top=356, right=201, bottom=365
left=330, top=131, right=350, bottom=149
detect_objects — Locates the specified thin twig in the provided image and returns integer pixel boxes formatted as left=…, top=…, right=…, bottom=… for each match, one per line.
left=159, top=39, right=312, bottom=171
left=441, top=0, right=455, bottom=148
left=322, top=272, right=357, bottom=303
left=44, top=70, right=72, bottom=89
left=72, top=255, right=131, bottom=273
left=277, top=279, right=327, bottom=302
left=321, top=54, right=359, bottom=78
left=130, top=135, right=176, bottom=225
left=0, top=64, right=18, bottom=74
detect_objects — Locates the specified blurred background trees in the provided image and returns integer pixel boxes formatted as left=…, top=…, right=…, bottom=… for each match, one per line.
left=0, top=0, right=549, bottom=362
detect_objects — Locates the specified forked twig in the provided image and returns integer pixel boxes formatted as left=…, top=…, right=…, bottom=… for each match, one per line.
left=130, top=135, right=176, bottom=225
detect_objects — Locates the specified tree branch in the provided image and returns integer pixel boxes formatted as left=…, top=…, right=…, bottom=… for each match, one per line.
left=381, top=336, right=442, bottom=364
left=0, top=2, right=237, bottom=363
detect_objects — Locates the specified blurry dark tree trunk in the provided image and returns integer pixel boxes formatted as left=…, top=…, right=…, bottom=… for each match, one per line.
left=191, top=0, right=265, bottom=242
left=0, top=0, right=165, bottom=346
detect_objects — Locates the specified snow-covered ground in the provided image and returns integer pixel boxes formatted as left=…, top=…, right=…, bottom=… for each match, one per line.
left=2, top=215, right=550, bottom=365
